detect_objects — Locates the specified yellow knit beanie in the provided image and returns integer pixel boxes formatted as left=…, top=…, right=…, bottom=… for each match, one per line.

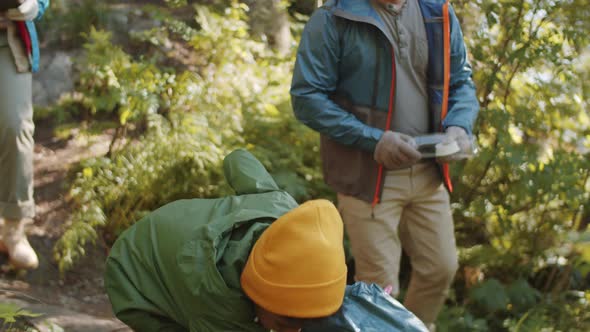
left=240, top=199, right=347, bottom=318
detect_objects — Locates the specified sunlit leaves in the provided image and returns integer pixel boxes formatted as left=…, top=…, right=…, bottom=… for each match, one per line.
left=0, top=303, right=41, bottom=325
left=447, top=1, right=590, bottom=330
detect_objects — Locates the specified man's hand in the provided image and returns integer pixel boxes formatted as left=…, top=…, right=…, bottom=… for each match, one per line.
left=5, top=0, right=37, bottom=22
left=374, top=131, right=421, bottom=169
left=438, top=126, right=472, bottom=163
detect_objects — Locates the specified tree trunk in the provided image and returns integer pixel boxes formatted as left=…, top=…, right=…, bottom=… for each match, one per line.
left=243, top=0, right=292, bottom=54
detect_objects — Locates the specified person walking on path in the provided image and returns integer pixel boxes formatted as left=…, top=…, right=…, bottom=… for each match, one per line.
left=0, top=0, right=50, bottom=270
left=291, top=0, right=479, bottom=329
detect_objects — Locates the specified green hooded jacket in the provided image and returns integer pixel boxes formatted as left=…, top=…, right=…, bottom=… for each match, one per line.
left=104, top=149, right=299, bottom=332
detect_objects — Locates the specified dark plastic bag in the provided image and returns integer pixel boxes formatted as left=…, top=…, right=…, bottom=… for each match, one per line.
left=303, top=283, right=428, bottom=332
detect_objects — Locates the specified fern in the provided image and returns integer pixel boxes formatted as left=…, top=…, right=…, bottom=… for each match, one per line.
left=0, top=303, right=41, bottom=331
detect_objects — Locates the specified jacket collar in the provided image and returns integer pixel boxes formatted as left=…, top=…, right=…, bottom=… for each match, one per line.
left=326, top=0, right=383, bottom=24
left=327, top=0, right=444, bottom=21
left=333, top=0, right=379, bottom=19
left=325, top=0, right=390, bottom=44
left=323, top=0, right=446, bottom=47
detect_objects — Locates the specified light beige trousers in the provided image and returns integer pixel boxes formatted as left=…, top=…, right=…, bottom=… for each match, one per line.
left=0, top=32, right=35, bottom=220
left=339, top=162, right=458, bottom=326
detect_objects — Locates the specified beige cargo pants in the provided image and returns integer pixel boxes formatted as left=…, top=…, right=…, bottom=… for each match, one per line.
left=339, top=162, right=458, bottom=327
left=0, top=32, right=35, bottom=220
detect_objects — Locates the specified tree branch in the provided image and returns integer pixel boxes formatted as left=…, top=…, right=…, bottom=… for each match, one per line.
left=463, top=138, right=499, bottom=206
left=480, top=0, right=526, bottom=109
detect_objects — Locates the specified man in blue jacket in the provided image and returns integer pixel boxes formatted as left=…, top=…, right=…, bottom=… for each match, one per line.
left=291, top=0, right=479, bottom=329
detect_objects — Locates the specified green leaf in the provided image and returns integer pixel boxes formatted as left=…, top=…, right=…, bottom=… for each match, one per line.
left=470, top=278, right=509, bottom=312
left=0, top=303, right=41, bottom=324
left=506, top=279, right=540, bottom=311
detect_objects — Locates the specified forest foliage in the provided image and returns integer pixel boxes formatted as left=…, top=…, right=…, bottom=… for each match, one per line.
left=36, top=0, right=590, bottom=330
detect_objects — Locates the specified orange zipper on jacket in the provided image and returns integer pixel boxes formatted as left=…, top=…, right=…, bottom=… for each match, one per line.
left=372, top=49, right=396, bottom=208
left=441, top=1, right=453, bottom=192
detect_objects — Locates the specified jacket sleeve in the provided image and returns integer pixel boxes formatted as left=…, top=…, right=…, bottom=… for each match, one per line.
left=442, top=4, right=480, bottom=135
left=105, top=253, right=189, bottom=332
left=223, top=149, right=280, bottom=195
left=290, top=9, right=384, bottom=152
left=35, top=0, right=49, bottom=20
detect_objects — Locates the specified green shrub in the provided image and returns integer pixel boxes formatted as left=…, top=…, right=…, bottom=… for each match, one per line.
left=53, top=1, right=331, bottom=272
left=53, top=27, right=176, bottom=127
left=242, top=100, right=332, bottom=202
left=0, top=303, right=40, bottom=332
left=38, top=0, right=108, bottom=48
left=49, top=1, right=590, bottom=330
left=54, top=114, right=233, bottom=272
left=438, top=1, right=590, bottom=328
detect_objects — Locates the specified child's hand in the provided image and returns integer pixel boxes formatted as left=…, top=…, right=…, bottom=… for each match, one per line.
left=384, top=285, right=393, bottom=294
